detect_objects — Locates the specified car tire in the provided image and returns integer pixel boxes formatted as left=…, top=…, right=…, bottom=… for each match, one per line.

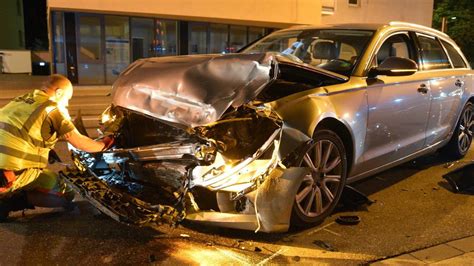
left=291, top=129, right=348, bottom=227
left=442, top=102, right=474, bottom=159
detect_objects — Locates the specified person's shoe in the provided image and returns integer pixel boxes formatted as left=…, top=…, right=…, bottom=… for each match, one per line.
left=0, top=192, right=33, bottom=222
left=0, top=199, right=11, bottom=222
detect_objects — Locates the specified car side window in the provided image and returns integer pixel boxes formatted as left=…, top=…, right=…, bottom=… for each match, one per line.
left=376, top=33, right=415, bottom=66
left=440, top=40, right=467, bottom=68
left=417, top=35, right=451, bottom=70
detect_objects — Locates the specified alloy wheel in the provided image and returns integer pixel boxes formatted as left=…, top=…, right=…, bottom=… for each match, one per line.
left=295, top=139, right=343, bottom=218
left=458, top=106, right=474, bottom=154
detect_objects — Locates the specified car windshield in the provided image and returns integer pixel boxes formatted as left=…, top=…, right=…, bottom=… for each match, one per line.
left=241, top=29, right=374, bottom=76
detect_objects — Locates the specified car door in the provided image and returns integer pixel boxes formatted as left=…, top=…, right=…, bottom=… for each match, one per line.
left=362, top=32, right=431, bottom=168
left=421, top=35, right=466, bottom=146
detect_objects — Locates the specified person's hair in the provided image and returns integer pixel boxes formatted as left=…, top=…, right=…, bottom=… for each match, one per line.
left=42, top=74, right=71, bottom=92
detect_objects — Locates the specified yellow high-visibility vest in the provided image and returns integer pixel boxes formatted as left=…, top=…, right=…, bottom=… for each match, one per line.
left=0, top=90, right=59, bottom=171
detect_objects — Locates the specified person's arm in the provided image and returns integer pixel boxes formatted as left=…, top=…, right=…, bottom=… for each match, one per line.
left=63, top=129, right=105, bottom=153
left=43, top=108, right=107, bottom=153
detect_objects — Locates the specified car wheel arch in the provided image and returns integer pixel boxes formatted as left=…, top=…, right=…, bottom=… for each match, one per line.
left=315, top=117, right=355, bottom=175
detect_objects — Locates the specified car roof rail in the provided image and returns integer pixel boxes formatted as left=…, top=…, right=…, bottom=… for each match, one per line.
left=388, top=21, right=449, bottom=38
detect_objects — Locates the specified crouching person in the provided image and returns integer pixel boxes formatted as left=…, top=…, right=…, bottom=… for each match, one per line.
left=0, top=74, right=112, bottom=221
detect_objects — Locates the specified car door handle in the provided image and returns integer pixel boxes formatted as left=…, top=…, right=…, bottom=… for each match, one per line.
left=417, top=84, right=429, bottom=94
left=455, top=79, right=464, bottom=87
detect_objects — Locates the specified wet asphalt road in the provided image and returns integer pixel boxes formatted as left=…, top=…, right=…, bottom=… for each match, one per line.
left=0, top=142, right=473, bottom=265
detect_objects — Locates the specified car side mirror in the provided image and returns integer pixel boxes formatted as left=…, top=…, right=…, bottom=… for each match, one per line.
left=368, top=57, right=418, bottom=78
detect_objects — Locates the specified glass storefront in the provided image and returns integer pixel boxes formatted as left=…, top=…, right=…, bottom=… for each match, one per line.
left=52, top=12, right=66, bottom=76
left=155, top=19, right=177, bottom=56
left=77, top=14, right=104, bottom=84
left=210, top=24, right=228, bottom=54
left=248, top=26, right=265, bottom=43
left=131, top=18, right=154, bottom=61
left=51, top=11, right=273, bottom=84
left=189, top=22, right=208, bottom=54
left=105, top=16, right=130, bottom=84
left=229, top=25, right=247, bottom=53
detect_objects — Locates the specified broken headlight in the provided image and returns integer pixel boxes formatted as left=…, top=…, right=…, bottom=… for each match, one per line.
left=100, top=105, right=123, bottom=134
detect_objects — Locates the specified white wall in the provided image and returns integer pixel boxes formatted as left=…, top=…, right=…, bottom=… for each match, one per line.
left=322, top=0, right=434, bottom=27
left=48, top=0, right=322, bottom=28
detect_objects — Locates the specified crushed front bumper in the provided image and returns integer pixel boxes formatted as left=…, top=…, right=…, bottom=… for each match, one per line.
left=60, top=169, right=185, bottom=226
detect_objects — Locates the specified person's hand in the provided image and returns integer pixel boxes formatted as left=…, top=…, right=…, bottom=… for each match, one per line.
left=101, top=135, right=115, bottom=151
left=48, top=150, right=62, bottom=164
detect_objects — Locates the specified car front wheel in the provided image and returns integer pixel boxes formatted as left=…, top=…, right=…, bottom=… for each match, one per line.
left=291, top=129, right=348, bottom=227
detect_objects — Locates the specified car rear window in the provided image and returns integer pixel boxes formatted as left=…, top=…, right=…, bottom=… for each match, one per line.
left=441, top=40, right=467, bottom=68
left=418, top=35, right=451, bottom=70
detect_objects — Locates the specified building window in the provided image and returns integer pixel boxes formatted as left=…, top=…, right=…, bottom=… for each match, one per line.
left=348, top=0, right=360, bottom=7
left=209, top=23, right=228, bottom=54
left=248, top=27, right=265, bottom=43
left=189, top=22, right=209, bottom=54
left=52, top=12, right=66, bottom=75
left=77, top=15, right=105, bottom=84
left=229, top=25, right=247, bottom=53
left=155, top=19, right=178, bottom=56
left=105, top=15, right=130, bottom=84
left=131, top=18, right=154, bottom=61
left=322, top=0, right=336, bottom=15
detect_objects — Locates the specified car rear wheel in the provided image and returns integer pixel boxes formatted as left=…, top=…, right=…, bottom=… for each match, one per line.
left=443, top=102, right=474, bottom=159
left=291, top=129, right=347, bottom=227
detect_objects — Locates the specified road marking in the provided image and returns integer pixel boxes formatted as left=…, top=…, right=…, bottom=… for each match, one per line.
left=307, top=221, right=336, bottom=235
left=256, top=248, right=287, bottom=265
left=214, top=246, right=253, bottom=265
left=324, top=228, right=342, bottom=237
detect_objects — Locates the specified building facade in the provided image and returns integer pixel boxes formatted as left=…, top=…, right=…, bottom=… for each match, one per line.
left=47, top=0, right=434, bottom=84
left=0, top=0, right=25, bottom=50
left=321, top=0, right=434, bottom=26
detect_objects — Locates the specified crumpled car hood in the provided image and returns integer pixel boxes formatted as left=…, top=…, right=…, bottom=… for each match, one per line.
left=112, top=52, right=346, bottom=127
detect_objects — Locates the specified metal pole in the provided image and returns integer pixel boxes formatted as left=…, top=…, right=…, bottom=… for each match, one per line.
left=441, top=16, right=447, bottom=32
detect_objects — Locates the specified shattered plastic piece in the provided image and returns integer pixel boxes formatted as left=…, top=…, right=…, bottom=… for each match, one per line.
left=180, top=234, right=190, bottom=238
left=340, top=186, right=374, bottom=209
left=444, top=162, right=457, bottom=169
left=335, top=215, right=361, bottom=225
left=312, top=240, right=337, bottom=252
left=443, top=163, right=474, bottom=193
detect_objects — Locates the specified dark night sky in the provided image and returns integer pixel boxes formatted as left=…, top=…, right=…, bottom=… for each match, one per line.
left=23, top=0, right=47, bottom=50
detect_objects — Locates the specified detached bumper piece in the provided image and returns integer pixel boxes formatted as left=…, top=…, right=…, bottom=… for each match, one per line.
left=443, top=163, right=474, bottom=193
left=59, top=169, right=185, bottom=226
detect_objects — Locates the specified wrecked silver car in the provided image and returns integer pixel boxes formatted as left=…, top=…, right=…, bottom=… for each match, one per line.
left=63, top=23, right=474, bottom=232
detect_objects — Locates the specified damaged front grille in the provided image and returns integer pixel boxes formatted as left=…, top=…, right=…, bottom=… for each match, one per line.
left=60, top=169, right=185, bottom=226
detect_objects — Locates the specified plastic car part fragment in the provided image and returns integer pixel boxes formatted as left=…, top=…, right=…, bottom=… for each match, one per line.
left=443, top=163, right=474, bottom=193
left=59, top=169, right=185, bottom=226
left=339, top=185, right=374, bottom=209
